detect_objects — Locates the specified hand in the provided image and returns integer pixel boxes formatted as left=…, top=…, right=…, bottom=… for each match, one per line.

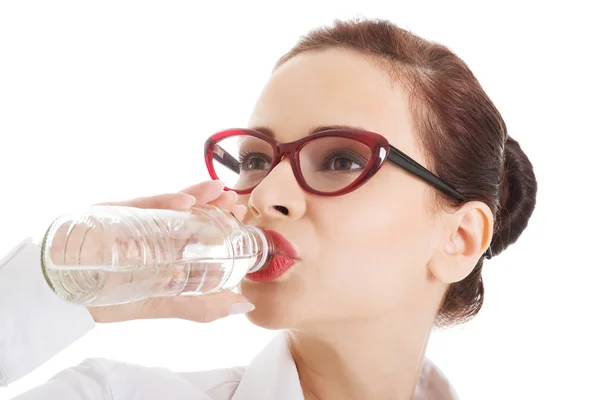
left=88, top=180, right=255, bottom=324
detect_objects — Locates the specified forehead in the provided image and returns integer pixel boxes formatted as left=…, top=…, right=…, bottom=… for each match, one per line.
left=248, top=48, right=417, bottom=151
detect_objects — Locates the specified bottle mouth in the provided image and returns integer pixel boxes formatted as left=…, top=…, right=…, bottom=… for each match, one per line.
left=246, top=226, right=274, bottom=273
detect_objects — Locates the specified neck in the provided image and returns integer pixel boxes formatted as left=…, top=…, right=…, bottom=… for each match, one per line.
left=288, top=312, right=435, bottom=400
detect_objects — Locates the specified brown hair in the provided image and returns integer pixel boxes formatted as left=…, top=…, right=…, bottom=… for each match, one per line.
left=276, top=18, right=537, bottom=326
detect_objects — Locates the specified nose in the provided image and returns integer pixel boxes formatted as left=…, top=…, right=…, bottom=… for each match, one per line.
left=247, top=159, right=307, bottom=221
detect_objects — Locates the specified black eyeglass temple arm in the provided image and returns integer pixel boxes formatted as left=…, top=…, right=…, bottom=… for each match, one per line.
left=387, top=146, right=493, bottom=260
left=387, top=146, right=466, bottom=200
left=213, top=145, right=241, bottom=174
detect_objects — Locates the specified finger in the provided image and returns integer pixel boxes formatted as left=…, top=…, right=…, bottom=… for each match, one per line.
left=148, top=291, right=253, bottom=322
left=231, top=204, right=248, bottom=221
left=179, top=180, right=226, bottom=205
left=207, top=190, right=238, bottom=211
left=91, top=290, right=250, bottom=323
left=99, top=192, right=196, bottom=211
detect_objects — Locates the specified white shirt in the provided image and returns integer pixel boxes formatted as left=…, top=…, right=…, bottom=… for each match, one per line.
left=0, top=238, right=459, bottom=399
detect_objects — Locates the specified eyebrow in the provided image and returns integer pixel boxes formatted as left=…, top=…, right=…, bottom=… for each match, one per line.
left=249, top=124, right=367, bottom=138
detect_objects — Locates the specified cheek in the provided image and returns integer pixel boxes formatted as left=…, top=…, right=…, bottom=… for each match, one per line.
left=310, top=187, right=435, bottom=311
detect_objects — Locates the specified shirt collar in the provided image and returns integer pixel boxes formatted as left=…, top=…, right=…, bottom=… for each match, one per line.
left=232, top=331, right=458, bottom=400
left=231, top=332, right=304, bottom=400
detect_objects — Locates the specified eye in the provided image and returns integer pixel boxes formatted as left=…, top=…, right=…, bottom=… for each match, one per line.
left=320, top=150, right=367, bottom=172
left=240, top=151, right=272, bottom=171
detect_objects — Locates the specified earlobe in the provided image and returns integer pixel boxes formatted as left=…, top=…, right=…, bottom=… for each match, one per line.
left=430, top=201, right=494, bottom=284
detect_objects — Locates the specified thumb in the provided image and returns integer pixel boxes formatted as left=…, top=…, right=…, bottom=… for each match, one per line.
left=149, top=291, right=255, bottom=323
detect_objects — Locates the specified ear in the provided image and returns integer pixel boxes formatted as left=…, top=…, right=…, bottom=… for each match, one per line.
left=429, top=201, right=494, bottom=284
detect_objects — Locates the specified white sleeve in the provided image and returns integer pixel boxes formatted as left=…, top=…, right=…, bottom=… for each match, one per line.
left=9, top=359, right=112, bottom=400
left=0, top=238, right=95, bottom=387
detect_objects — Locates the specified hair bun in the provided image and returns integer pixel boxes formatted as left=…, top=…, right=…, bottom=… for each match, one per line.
left=490, top=136, right=537, bottom=256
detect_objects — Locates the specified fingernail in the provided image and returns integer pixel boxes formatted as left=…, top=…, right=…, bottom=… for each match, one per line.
left=229, top=302, right=255, bottom=315
left=182, top=194, right=196, bottom=207
left=233, top=204, right=247, bottom=218
left=214, top=180, right=225, bottom=189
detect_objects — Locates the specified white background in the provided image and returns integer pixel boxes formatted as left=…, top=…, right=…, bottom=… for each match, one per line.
left=0, top=1, right=598, bottom=399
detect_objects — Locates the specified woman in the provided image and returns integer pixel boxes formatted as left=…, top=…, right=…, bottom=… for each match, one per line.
left=0, top=18, right=537, bottom=399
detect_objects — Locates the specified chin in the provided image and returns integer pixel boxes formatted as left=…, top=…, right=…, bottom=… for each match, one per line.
left=245, top=308, right=292, bottom=330
left=240, top=280, right=301, bottom=330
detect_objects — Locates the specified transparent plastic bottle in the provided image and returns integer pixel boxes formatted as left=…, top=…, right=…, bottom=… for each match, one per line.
left=40, top=204, right=273, bottom=306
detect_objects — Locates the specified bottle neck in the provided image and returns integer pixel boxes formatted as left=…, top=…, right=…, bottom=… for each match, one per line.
left=246, top=226, right=274, bottom=273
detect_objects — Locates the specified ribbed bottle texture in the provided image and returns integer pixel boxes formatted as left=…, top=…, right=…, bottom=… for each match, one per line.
left=40, top=205, right=271, bottom=306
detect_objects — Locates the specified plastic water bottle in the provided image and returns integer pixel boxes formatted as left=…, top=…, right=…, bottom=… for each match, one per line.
left=40, top=204, right=273, bottom=306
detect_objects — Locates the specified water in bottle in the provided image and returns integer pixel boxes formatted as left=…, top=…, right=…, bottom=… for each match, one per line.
left=40, top=204, right=273, bottom=306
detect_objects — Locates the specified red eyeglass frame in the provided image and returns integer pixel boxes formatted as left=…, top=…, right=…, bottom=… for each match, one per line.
left=204, top=128, right=465, bottom=198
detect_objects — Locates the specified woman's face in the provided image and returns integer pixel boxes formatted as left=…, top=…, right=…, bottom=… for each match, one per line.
left=239, top=48, right=446, bottom=329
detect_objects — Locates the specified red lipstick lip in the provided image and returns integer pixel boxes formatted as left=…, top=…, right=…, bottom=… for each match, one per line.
left=245, top=229, right=299, bottom=282
left=263, top=229, right=298, bottom=259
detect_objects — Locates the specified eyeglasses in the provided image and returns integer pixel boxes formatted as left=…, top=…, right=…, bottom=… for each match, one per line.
left=205, top=127, right=465, bottom=198
left=204, top=128, right=492, bottom=258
